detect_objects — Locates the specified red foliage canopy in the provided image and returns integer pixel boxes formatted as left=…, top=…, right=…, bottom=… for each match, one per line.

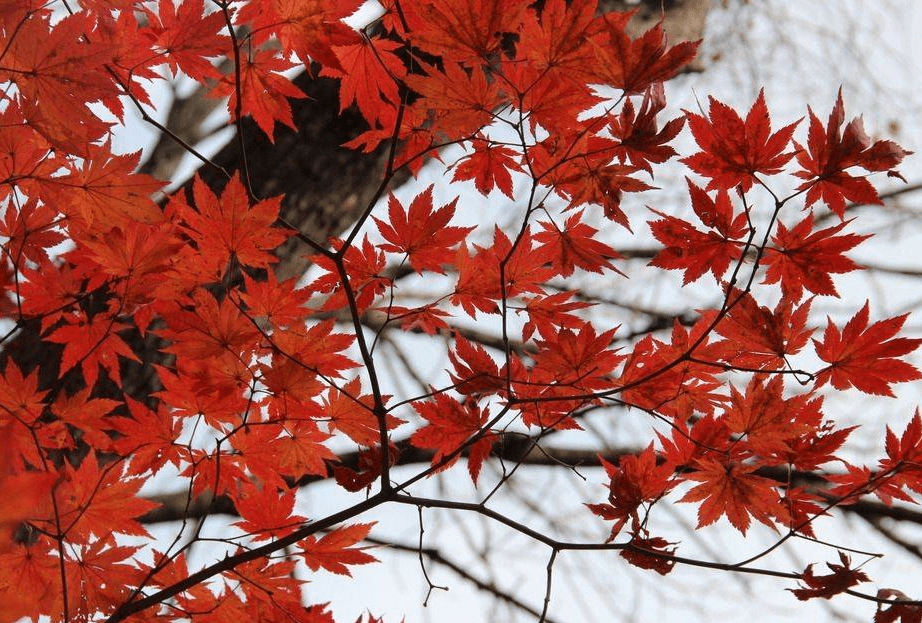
left=0, top=0, right=919, bottom=621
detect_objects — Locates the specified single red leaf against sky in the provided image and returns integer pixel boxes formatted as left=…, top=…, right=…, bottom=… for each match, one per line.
left=620, top=534, right=677, bottom=576
left=762, top=212, right=869, bottom=300
left=299, top=523, right=378, bottom=576
left=590, top=11, right=699, bottom=94
left=374, top=186, right=473, bottom=274
left=682, top=89, right=799, bottom=191
left=608, top=82, right=685, bottom=174
left=790, top=552, right=869, bottom=600
left=380, top=303, right=453, bottom=336
left=452, top=137, right=524, bottom=199
left=813, top=302, right=922, bottom=396
left=588, top=445, right=674, bottom=539
left=679, top=457, right=781, bottom=534
left=409, top=392, right=493, bottom=481
left=794, top=89, right=909, bottom=218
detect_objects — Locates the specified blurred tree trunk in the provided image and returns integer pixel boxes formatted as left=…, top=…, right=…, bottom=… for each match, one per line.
left=140, top=0, right=711, bottom=282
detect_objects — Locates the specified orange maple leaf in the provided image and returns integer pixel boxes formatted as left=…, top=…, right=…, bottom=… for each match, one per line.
left=299, top=523, right=378, bottom=576
left=374, top=186, right=473, bottom=274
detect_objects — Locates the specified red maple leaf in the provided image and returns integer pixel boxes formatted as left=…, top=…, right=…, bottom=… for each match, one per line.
left=534, top=210, right=621, bottom=277
left=174, top=173, right=289, bottom=275
left=813, top=302, right=922, bottom=396
left=46, top=313, right=139, bottom=389
left=374, top=186, right=474, bottom=274
left=875, top=589, right=922, bottom=623
left=299, top=523, right=378, bottom=576
left=236, top=0, right=362, bottom=70
left=0, top=423, right=56, bottom=548
left=794, top=89, right=910, bottom=218
left=608, top=82, right=685, bottom=174
left=447, top=333, right=505, bottom=397
left=409, top=393, right=494, bottom=482
left=45, top=144, right=164, bottom=230
left=620, top=533, right=677, bottom=576
left=712, top=290, right=813, bottom=369
left=722, top=376, right=812, bottom=458
left=587, top=445, right=674, bottom=539
left=379, top=303, right=453, bottom=336
left=679, top=457, right=781, bottom=534
left=450, top=226, right=552, bottom=317
left=310, top=236, right=389, bottom=312
left=52, top=452, right=159, bottom=540
left=323, top=36, right=406, bottom=128
left=531, top=322, right=622, bottom=390
left=657, top=415, right=731, bottom=470
left=517, top=0, right=602, bottom=81
left=849, top=412, right=922, bottom=505
left=762, top=212, right=869, bottom=300
left=142, top=0, right=229, bottom=79
left=404, top=61, right=505, bottom=141
left=109, top=398, right=183, bottom=476
left=0, top=197, right=64, bottom=265
left=324, top=378, right=401, bottom=447
left=589, top=11, right=699, bottom=94
left=406, top=0, right=531, bottom=64
left=234, top=487, right=305, bottom=541
left=790, top=552, right=869, bottom=600
left=649, top=180, right=747, bottom=284
left=452, top=137, right=524, bottom=199
left=518, top=291, right=592, bottom=342
left=238, top=272, right=313, bottom=329
left=212, top=47, right=308, bottom=140
left=682, top=89, right=799, bottom=191
left=1, top=12, right=114, bottom=154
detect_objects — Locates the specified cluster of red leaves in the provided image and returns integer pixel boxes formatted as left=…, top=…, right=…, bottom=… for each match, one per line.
left=0, top=0, right=920, bottom=621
